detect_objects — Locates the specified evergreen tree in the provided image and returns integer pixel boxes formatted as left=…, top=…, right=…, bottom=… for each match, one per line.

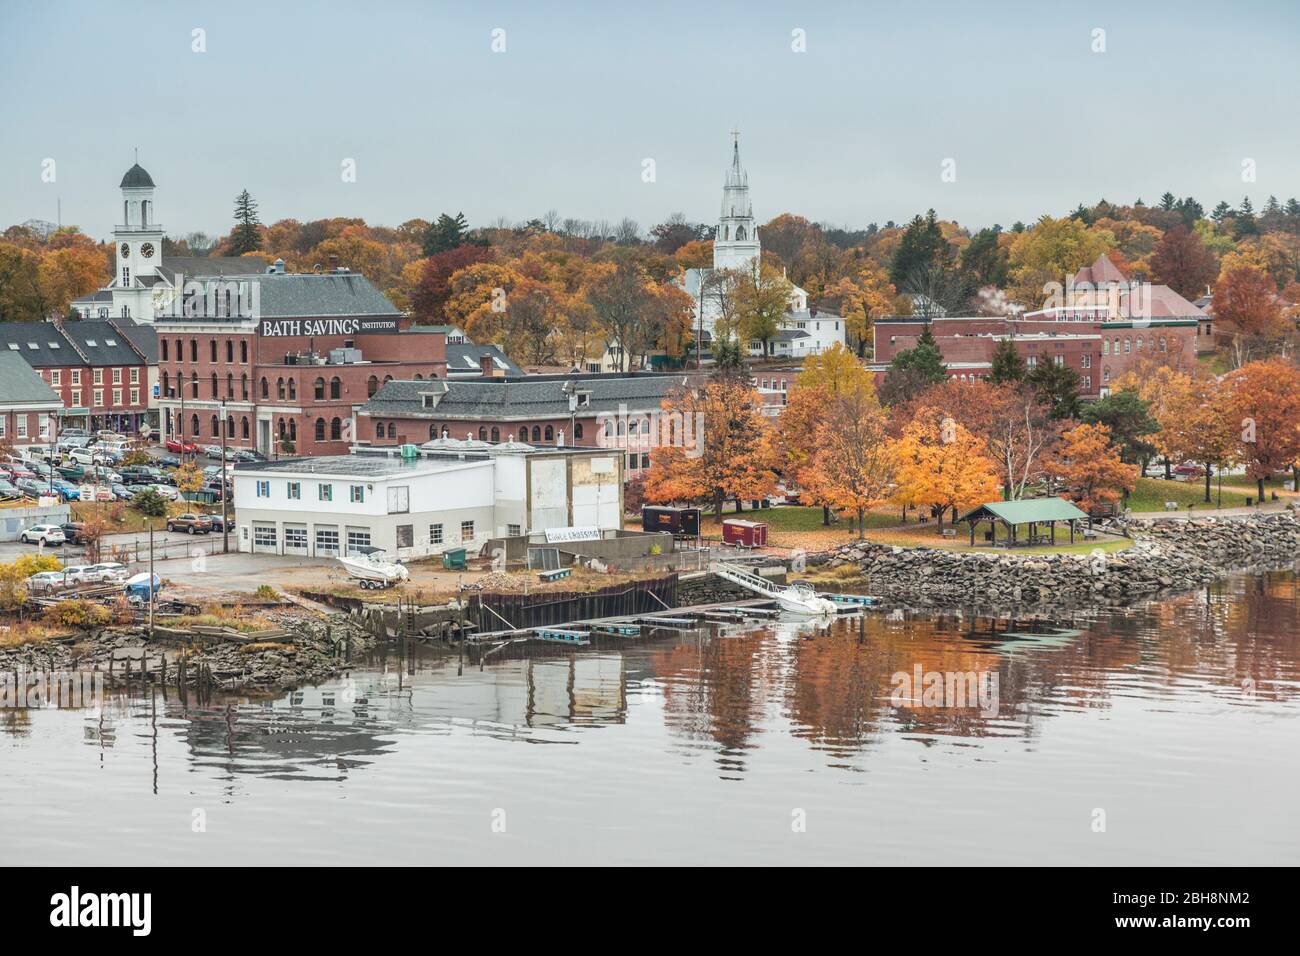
left=1080, top=389, right=1159, bottom=464
left=878, top=332, right=947, bottom=405
left=1159, top=192, right=1177, bottom=211
left=987, top=337, right=1026, bottom=384
left=888, top=210, right=946, bottom=287
left=1026, top=360, right=1081, bottom=420
left=421, top=212, right=470, bottom=257
left=1211, top=201, right=1232, bottom=223
left=710, top=338, right=748, bottom=381
left=1176, top=197, right=1204, bottom=228
left=229, top=189, right=262, bottom=255
left=959, top=226, right=1009, bottom=289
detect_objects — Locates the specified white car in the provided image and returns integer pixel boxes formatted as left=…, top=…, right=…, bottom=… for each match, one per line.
left=85, top=563, right=129, bottom=584
left=150, top=483, right=180, bottom=500
left=62, top=565, right=95, bottom=584
left=68, top=447, right=106, bottom=466
left=20, top=524, right=66, bottom=546
left=25, top=570, right=68, bottom=594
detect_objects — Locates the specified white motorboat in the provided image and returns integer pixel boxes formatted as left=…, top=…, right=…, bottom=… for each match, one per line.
left=709, top=563, right=840, bottom=616
left=337, top=547, right=410, bottom=589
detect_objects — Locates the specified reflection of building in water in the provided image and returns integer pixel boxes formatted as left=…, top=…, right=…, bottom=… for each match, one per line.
left=527, top=656, right=626, bottom=727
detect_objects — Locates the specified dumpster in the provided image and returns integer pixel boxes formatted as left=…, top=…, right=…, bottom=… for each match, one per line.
left=442, top=548, right=467, bottom=570
left=722, top=519, right=768, bottom=548
left=642, top=506, right=702, bottom=536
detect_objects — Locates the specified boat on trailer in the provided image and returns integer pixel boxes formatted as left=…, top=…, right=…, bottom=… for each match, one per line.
left=336, top=546, right=410, bottom=590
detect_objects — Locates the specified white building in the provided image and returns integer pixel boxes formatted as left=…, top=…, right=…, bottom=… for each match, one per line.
left=679, top=135, right=846, bottom=359
left=231, top=439, right=623, bottom=559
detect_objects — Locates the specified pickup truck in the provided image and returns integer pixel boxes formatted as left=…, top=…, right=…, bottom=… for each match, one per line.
left=166, top=513, right=213, bottom=535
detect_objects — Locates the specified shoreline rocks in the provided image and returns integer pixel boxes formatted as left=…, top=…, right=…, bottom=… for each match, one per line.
left=813, top=511, right=1300, bottom=611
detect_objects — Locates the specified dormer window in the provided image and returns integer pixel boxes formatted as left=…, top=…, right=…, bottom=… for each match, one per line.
left=576, top=392, right=591, bottom=407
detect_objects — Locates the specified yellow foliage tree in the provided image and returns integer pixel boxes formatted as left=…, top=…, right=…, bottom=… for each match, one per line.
left=890, top=416, right=1001, bottom=532
left=1047, top=422, right=1138, bottom=512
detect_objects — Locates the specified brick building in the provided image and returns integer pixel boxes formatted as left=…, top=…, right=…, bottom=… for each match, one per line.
left=357, top=373, right=681, bottom=480
left=0, top=352, right=64, bottom=447
left=872, top=254, right=1202, bottom=397
left=0, top=320, right=150, bottom=434
left=154, top=267, right=446, bottom=456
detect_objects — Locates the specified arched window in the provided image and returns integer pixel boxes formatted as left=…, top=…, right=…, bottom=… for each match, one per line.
left=241, top=373, right=248, bottom=399
left=1103, top=367, right=1111, bottom=383
left=440, top=426, right=449, bottom=438
left=1103, top=339, right=1110, bottom=355
left=278, top=418, right=286, bottom=438
left=314, top=377, right=325, bottom=400
left=240, top=341, right=248, bottom=363
left=190, top=339, right=198, bottom=361
left=260, top=377, right=268, bottom=399
left=386, top=423, right=395, bottom=439
left=190, top=373, right=199, bottom=398
left=277, top=377, right=285, bottom=400
left=531, top=426, right=541, bottom=442
left=736, top=225, right=746, bottom=240
left=603, top=419, right=612, bottom=437
left=1136, top=336, right=1143, bottom=351
left=628, top=419, right=638, bottom=435
left=429, top=424, right=438, bottom=440
left=210, top=373, right=218, bottom=397
left=413, top=373, right=423, bottom=381
left=331, top=418, right=342, bottom=441
left=1160, top=337, right=1167, bottom=352
left=226, top=415, right=235, bottom=438
left=191, top=413, right=199, bottom=435
left=288, top=379, right=296, bottom=400
left=315, top=418, right=326, bottom=442
left=490, top=427, right=500, bottom=442
left=226, top=373, right=233, bottom=398
left=574, top=423, right=583, bottom=440
left=160, top=339, right=168, bottom=361
left=478, top=427, right=487, bottom=441
left=383, top=375, right=393, bottom=384
left=241, top=417, right=249, bottom=439
left=162, top=371, right=170, bottom=394
left=1124, top=338, right=1131, bottom=353
left=210, top=414, right=219, bottom=437
left=376, top=421, right=385, bottom=438
left=544, top=425, right=554, bottom=442
left=367, top=376, right=379, bottom=397
left=226, top=340, right=233, bottom=363
left=330, top=377, right=341, bottom=399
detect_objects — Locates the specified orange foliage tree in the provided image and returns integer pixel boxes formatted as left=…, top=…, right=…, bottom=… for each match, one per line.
left=1047, top=423, right=1138, bottom=512
left=800, top=387, right=894, bottom=537
left=1223, top=358, right=1300, bottom=499
left=890, top=415, right=1001, bottom=532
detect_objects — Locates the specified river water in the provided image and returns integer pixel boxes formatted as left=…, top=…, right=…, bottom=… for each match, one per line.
left=3, top=569, right=1298, bottom=866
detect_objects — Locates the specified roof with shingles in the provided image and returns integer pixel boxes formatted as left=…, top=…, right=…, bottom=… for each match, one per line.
left=446, top=343, right=524, bottom=376
left=160, top=256, right=268, bottom=278
left=361, top=373, right=682, bottom=420
left=0, top=351, right=62, bottom=405
left=959, top=497, right=1089, bottom=525
left=0, top=322, right=78, bottom=367
left=59, top=321, right=145, bottom=366
left=115, top=321, right=158, bottom=362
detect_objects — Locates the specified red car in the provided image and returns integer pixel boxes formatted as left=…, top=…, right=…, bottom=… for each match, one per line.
left=165, top=438, right=199, bottom=454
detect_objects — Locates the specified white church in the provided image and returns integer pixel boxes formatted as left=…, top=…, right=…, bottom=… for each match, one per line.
left=72, top=162, right=266, bottom=323
left=680, top=135, right=846, bottom=361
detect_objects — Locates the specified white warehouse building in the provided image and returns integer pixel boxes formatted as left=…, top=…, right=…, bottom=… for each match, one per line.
left=231, top=438, right=624, bottom=559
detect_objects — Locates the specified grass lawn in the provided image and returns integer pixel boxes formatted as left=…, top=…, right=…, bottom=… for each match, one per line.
left=1125, top=477, right=1253, bottom=512
left=71, top=499, right=222, bottom=534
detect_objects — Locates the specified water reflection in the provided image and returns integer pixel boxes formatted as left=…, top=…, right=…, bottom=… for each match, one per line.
left=4, top=570, right=1299, bottom=787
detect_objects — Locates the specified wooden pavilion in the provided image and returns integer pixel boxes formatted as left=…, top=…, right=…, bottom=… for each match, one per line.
left=959, top=497, right=1090, bottom=547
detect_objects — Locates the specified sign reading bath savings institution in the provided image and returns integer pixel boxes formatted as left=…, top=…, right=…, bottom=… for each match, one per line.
left=544, top=526, right=601, bottom=544
left=258, top=318, right=399, bottom=337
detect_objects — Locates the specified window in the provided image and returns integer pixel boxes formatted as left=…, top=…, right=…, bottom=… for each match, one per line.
left=51, top=370, right=61, bottom=386
left=161, top=339, right=168, bottom=361
left=93, top=368, right=103, bottom=384
left=330, top=417, right=342, bottom=441
left=93, top=389, right=104, bottom=407
left=346, top=529, right=371, bottom=553
left=544, top=425, right=554, bottom=442
left=628, top=453, right=637, bottom=470
left=226, top=340, right=234, bottom=363
left=210, top=414, right=218, bottom=437
left=16, top=415, right=28, bottom=438
left=350, top=485, right=364, bottom=503
left=261, top=377, right=269, bottom=399
left=641, top=453, right=650, bottom=469
left=396, top=525, right=413, bottom=549
left=255, top=480, right=270, bottom=498
left=241, top=417, right=249, bottom=439
left=210, top=340, right=217, bottom=362
left=71, top=369, right=80, bottom=385
left=71, top=390, right=81, bottom=407
left=387, top=486, right=409, bottom=514
left=240, top=341, right=248, bottom=363
left=1081, top=354, right=1091, bottom=369
left=507, top=524, right=522, bottom=537
left=287, top=482, right=301, bottom=500
left=460, top=520, right=474, bottom=543
left=1083, top=376, right=1092, bottom=390
left=531, top=426, right=541, bottom=442
left=314, top=377, right=325, bottom=400
left=574, top=423, right=583, bottom=440
left=190, top=339, right=198, bottom=362
left=315, top=418, right=326, bottom=442
left=253, top=524, right=277, bottom=549
left=277, top=378, right=286, bottom=400
left=490, top=426, right=500, bottom=442
left=130, top=367, right=139, bottom=383
left=112, top=367, right=122, bottom=384
left=430, top=524, right=443, bottom=545
left=318, top=483, right=333, bottom=501
left=386, top=423, right=395, bottom=439
left=367, top=375, right=379, bottom=397
left=330, top=377, right=340, bottom=399
left=113, top=388, right=122, bottom=405
left=315, top=528, right=339, bottom=556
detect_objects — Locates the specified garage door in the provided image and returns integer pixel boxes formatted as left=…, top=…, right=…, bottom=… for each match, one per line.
left=252, top=523, right=278, bottom=554
left=284, top=525, right=308, bottom=554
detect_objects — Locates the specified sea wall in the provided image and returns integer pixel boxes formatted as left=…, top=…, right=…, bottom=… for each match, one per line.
left=813, top=511, right=1300, bottom=609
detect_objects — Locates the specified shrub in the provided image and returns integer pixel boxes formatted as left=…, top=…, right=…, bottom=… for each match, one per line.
left=0, top=554, right=64, bottom=610
left=254, top=584, right=280, bottom=600
left=44, top=600, right=112, bottom=631
left=131, top=488, right=168, bottom=517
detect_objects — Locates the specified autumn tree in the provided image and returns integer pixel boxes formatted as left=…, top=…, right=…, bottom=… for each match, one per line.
left=890, top=415, right=1001, bottom=532
left=1047, top=423, right=1138, bottom=512
left=1006, top=216, right=1114, bottom=309
left=1215, top=265, right=1286, bottom=340
left=1149, top=225, right=1218, bottom=299
left=802, top=387, right=893, bottom=537
left=826, top=263, right=898, bottom=357
left=1224, top=358, right=1300, bottom=500
left=1156, top=376, right=1238, bottom=502
left=586, top=262, right=659, bottom=371
left=643, top=378, right=777, bottom=515
left=410, top=244, right=494, bottom=322
left=736, top=263, right=793, bottom=357
left=1079, top=389, right=1159, bottom=465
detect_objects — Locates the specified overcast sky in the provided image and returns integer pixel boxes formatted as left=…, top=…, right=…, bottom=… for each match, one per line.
left=3, top=0, right=1298, bottom=241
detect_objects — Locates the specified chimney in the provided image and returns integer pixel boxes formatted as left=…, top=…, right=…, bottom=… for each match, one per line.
left=479, top=353, right=495, bottom=377
left=328, top=254, right=340, bottom=271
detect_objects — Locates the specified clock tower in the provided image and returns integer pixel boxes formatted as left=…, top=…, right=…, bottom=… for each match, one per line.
left=112, top=161, right=163, bottom=320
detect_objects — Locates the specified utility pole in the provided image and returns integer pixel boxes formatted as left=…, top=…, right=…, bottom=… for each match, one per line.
left=147, top=520, right=155, bottom=639
left=219, top=398, right=229, bottom=553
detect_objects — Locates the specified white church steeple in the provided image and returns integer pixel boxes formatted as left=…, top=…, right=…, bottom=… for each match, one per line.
left=114, top=159, right=163, bottom=291
left=713, top=131, right=760, bottom=273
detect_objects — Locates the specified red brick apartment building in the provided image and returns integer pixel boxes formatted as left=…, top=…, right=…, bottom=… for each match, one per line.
left=155, top=268, right=446, bottom=456
left=872, top=254, right=1203, bottom=397
left=0, top=320, right=150, bottom=434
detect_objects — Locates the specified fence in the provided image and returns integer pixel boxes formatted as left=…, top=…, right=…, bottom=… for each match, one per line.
left=104, top=534, right=230, bottom=566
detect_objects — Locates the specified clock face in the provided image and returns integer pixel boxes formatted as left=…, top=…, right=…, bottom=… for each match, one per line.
left=119, top=243, right=130, bottom=258
left=140, top=243, right=155, bottom=259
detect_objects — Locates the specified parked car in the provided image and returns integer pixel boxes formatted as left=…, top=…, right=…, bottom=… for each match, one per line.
left=121, top=465, right=165, bottom=485
left=164, top=438, right=199, bottom=455
left=110, top=483, right=135, bottom=500
left=16, top=478, right=47, bottom=498
left=20, top=524, right=66, bottom=546
left=156, top=454, right=180, bottom=468
left=206, top=513, right=229, bottom=532
left=0, top=479, right=20, bottom=500
left=149, top=483, right=181, bottom=500
left=58, top=436, right=91, bottom=450
left=166, top=513, right=213, bottom=534
left=50, top=482, right=80, bottom=502
left=60, top=522, right=88, bottom=544
left=1173, top=464, right=1206, bottom=481
left=84, top=563, right=129, bottom=584
left=25, top=570, right=68, bottom=594
left=68, top=447, right=107, bottom=466
left=59, top=427, right=89, bottom=439
left=223, top=447, right=241, bottom=461
left=5, top=465, right=37, bottom=481
left=201, top=445, right=222, bottom=459
left=234, top=449, right=265, bottom=462
left=61, top=565, right=96, bottom=585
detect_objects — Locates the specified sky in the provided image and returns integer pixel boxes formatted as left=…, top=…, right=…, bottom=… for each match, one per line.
left=2, top=0, right=1298, bottom=242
